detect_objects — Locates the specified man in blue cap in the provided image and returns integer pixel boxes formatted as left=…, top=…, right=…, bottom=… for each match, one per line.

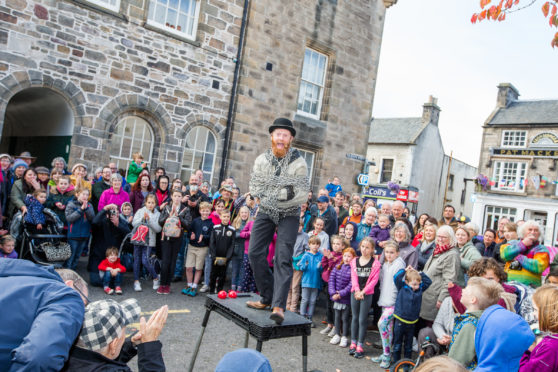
left=246, top=118, right=309, bottom=324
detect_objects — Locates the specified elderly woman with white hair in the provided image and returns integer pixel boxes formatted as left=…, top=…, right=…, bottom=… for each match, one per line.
left=356, top=207, right=377, bottom=242
left=500, top=220, right=549, bottom=287
left=97, top=173, right=130, bottom=211
left=420, top=225, right=462, bottom=323
left=380, top=221, right=418, bottom=269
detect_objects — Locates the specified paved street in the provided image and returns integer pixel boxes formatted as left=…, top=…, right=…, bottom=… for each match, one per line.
left=79, top=259, right=386, bottom=372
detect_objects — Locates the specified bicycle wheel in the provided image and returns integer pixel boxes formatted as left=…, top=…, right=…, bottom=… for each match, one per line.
left=391, top=358, right=416, bottom=372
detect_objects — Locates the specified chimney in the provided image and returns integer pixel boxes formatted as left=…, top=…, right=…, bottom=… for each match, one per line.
left=497, top=83, right=520, bottom=108
left=422, top=95, right=441, bottom=126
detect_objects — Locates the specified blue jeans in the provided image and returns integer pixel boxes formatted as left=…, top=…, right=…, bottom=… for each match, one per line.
left=204, top=253, right=212, bottom=286
left=102, top=271, right=122, bottom=289
left=300, top=287, right=319, bottom=319
left=65, top=238, right=88, bottom=270
left=174, top=237, right=189, bottom=278
left=230, top=257, right=243, bottom=289
left=393, top=318, right=415, bottom=361
left=133, top=245, right=157, bottom=281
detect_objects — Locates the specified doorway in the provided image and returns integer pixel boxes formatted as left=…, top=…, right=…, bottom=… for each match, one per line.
left=0, top=88, right=74, bottom=167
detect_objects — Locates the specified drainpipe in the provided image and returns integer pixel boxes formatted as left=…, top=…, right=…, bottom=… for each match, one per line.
left=218, top=0, right=250, bottom=184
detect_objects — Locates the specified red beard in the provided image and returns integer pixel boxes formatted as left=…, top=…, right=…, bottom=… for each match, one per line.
left=271, top=138, right=290, bottom=158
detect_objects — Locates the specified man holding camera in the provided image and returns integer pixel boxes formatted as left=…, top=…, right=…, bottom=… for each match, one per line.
left=87, top=204, right=131, bottom=287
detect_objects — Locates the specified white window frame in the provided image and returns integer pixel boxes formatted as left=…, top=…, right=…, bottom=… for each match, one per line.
left=485, top=205, right=516, bottom=231
left=501, top=130, right=527, bottom=148
left=109, top=116, right=154, bottom=178
left=147, top=0, right=201, bottom=41
left=294, top=148, right=315, bottom=183
left=297, top=48, right=328, bottom=119
left=492, top=161, right=527, bottom=192
left=82, top=0, right=120, bottom=12
left=180, top=126, right=217, bottom=186
left=378, top=158, right=394, bottom=184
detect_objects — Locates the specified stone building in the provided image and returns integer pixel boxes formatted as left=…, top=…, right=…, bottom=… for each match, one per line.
left=0, top=0, right=395, bottom=192
left=366, top=97, right=477, bottom=218
left=471, top=83, right=558, bottom=246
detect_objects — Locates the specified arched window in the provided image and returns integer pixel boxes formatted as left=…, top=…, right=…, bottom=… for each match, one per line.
left=181, top=126, right=216, bottom=185
left=109, top=116, right=154, bottom=177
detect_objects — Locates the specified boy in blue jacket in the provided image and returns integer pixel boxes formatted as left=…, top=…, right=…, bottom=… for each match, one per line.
left=298, top=235, right=323, bottom=325
left=393, top=266, right=431, bottom=363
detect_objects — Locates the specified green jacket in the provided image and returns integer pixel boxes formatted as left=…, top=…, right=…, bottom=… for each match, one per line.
left=126, top=161, right=144, bottom=184
left=459, top=241, right=482, bottom=272
left=448, top=310, right=483, bottom=370
left=9, top=179, right=26, bottom=217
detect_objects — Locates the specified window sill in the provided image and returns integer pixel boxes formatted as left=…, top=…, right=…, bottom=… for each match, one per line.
left=144, top=22, right=200, bottom=47
left=486, top=190, right=527, bottom=197
left=293, top=113, right=326, bottom=129
left=71, top=0, right=128, bottom=21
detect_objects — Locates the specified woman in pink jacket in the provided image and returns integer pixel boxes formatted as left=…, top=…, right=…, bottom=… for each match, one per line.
left=239, top=219, right=276, bottom=293
left=349, top=236, right=381, bottom=359
left=97, top=173, right=130, bottom=211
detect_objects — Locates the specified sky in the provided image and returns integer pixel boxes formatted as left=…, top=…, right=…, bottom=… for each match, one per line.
left=372, top=0, right=558, bottom=167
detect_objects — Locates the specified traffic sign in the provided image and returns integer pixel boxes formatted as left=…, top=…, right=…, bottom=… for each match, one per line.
left=346, top=153, right=367, bottom=162
left=357, top=173, right=369, bottom=186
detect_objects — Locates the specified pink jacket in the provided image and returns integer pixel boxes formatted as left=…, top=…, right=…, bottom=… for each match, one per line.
left=240, top=220, right=277, bottom=267
left=350, top=257, right=381, bottom=295
left=97, top=188, right=130, bottom=211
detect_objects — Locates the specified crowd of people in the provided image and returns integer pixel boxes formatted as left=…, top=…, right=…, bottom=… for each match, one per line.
left=1, top=150, right=558, bottom=371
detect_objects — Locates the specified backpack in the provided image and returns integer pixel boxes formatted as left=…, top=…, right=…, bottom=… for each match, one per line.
left=131, top=220, right=150, bottom=246
left=162, top=207, right=185, bottom=238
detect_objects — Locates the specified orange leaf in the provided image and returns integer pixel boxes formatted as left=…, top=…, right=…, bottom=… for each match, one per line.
left=514, top=0, right=520, bottom=4
left=480, top=0, right=491, bottom=9
left=505, top=0, right=513, bottom=8
left=552, top=31, right=558, bottom=48
left=552, top=4, right=558, bottom=16
left=471, top=13, right=479, bottom=23
left=543, top=2, right=550, bottom=17
left=498, top=12, right=506, bottom=21
left=480, top=9, right=488, bottom=20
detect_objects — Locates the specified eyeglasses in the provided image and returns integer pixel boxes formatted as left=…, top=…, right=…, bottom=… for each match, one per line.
left=73, top=285, right=90, bottom=306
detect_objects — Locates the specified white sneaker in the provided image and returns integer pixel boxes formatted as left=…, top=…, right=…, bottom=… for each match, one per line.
left=339, top=336, right=348, bottom=347
left=412, top=336, right=418, bottom=352
left=320, top=325, right=333, bottom=335
left=330, top=334, right=341, bottom=345
left=153, top=279, right=160, bottom=290
left=327, top=328, right=337, bottom=337
left=134, top=281, right=142, bottom=292
left=199, top=284, right=209, bottom=293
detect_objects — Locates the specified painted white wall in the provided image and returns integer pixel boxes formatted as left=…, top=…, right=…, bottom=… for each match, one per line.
left=441, top=156, right=478, bottom=219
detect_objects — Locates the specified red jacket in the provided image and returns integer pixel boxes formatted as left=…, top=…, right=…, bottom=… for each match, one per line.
left=98, top=258, right=126, bottom=273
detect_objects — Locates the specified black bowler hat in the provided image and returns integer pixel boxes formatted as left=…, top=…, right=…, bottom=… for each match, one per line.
left=268, top=117, right=296, bottom=137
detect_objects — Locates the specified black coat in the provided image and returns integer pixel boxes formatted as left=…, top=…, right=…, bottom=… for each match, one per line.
left=87, top=210, right=131, bottom=272
left=475, top=241, right=497, bottom=258
left=209, top=224, right=235, bottom=260
left=309, top=204, right=338, bottom=237
left=62, top=340, right=165, bottom=372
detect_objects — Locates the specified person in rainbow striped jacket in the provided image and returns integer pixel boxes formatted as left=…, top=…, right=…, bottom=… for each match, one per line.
left=500, top=220, right=549, bottom=287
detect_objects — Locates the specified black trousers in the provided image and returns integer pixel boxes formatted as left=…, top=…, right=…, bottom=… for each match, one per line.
left=209, top=262, right=229, bottom=292
left=160, top=237, right=182, bottom=286
left=248, top=213, right=298, bottom=308
left=393, top=318, right=415, bottom=361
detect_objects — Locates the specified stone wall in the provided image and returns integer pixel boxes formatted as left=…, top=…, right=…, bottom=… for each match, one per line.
left=0, top=0, right=242, bottom=183
left=227, top=0, right=387, bottom=192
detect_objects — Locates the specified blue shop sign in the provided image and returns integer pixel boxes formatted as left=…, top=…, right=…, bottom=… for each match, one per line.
left=365, top=186, right=398, bottom=200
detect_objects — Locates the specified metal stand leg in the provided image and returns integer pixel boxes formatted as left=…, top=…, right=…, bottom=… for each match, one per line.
left=188, top=309, right=211, bottom=372
left=302, top=334, right=307, bottom=372
left=244, top=331, right=250, bottom=348
left=256, top=340, right=263, bottom=352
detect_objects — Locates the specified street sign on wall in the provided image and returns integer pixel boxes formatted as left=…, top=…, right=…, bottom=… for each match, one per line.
left=357, top=173, right=369, bottom=186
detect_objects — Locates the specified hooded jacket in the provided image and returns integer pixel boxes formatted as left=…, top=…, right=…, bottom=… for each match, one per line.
left=131, top=206, right=162, bottom=248
left=0, top=259, right=84, bottom=372
left=46, top=184, right=76, bottom=225
left=209, top=224, right=236, bottom=260
left=298, top=250, right=324, bottom=289
left=474, top=304, right=534, bottom=372
left=519, top=334, right=558, bottom=372
left=65, top=198, right=95, bottom=239
left=328, top=263, right=352, bottom=305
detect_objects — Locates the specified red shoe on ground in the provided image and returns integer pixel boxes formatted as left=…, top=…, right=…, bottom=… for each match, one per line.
left=115, top=287, right=122, bottom=295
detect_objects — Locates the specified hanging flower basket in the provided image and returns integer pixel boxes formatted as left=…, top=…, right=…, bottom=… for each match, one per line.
left=387, top=181, right=400, bottom=194
left=474, top=174, right=489, bottom=192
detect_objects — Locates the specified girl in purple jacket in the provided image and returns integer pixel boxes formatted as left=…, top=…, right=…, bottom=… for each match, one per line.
left=519, top=284, right=558, bottom=372
left=328, top=247, right=356, bottom=348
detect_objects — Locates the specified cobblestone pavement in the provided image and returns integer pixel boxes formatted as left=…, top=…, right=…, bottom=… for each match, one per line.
left=80, top=261, right=387, bottom=372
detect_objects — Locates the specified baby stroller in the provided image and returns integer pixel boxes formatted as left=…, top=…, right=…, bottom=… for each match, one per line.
left=11, top=208, right=71, bottom=267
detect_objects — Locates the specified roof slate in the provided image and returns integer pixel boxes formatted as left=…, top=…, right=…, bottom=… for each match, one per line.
left=368, top=117, right=425, bottom=144
left=489, top=100, right=558, bottom=125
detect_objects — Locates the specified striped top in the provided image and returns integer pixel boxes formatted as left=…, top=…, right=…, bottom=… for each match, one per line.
left=500, top=240, right=549, bottom=287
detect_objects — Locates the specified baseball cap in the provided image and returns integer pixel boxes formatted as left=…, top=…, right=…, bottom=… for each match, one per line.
left=317, top=195, right=329, bottom=203
left=79, top=298, right=141, bottom=351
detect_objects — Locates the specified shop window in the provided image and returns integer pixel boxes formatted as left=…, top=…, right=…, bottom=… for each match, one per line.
left=485, top=205, right=516, bottom=231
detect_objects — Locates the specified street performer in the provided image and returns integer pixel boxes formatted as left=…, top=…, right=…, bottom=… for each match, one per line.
left=246, top=118, right=309, bottom=324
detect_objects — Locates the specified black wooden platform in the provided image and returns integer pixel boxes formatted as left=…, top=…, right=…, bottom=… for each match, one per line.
left=188, top=293, right=312, bottom=372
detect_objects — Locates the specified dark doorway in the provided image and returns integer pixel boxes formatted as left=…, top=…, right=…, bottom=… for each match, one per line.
left=0, top=88, right=74, bottom=167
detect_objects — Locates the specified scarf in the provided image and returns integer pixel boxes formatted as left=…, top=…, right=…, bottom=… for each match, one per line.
left=433, top=244, right=452, bottom=256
